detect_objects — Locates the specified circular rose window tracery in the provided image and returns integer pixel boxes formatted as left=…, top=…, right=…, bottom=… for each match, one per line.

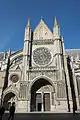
left=10, top=74, right=19, bottom=83
left=33, top=47, right=52, bottom=66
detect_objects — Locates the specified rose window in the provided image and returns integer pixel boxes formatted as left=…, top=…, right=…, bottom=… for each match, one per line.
left=33, top=47, right=52, bottom=66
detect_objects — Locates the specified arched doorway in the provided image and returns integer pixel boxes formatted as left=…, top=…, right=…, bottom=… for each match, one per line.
left=3, top=92, right=17, bottom=111
left=30, top=78, right=54, bottom=112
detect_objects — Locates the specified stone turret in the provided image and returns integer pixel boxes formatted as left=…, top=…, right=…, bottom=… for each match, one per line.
left=24, top=18, right=32, bottom=58
left=19, top=18, right=32, bottom=112
left=23, top=18, right=32, bottom=80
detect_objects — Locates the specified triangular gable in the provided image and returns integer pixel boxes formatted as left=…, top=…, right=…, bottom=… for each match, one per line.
left=33, top=19, right=52, bottom=40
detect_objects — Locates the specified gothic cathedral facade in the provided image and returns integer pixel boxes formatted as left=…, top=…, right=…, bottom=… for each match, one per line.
left=0, top=17, right=80, bottom=113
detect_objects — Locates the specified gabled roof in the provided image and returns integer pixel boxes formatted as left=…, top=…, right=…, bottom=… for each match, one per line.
left=33, top=18, right=53, bottom=40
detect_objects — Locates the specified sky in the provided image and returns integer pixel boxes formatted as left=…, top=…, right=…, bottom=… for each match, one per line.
left=0, top=0, right=80, bottom=52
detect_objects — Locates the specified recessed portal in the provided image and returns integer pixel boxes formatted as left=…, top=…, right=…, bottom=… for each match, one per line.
left=3, top=92, right=16, bottom=110
left=30, top=78, right=53, bottom=112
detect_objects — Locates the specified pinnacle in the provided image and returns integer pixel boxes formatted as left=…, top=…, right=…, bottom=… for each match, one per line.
left=27, top=17, right=30, bottom=27
left=54, top=16, right=59, bottom=26
left=40, top=16, right=44, bottom=23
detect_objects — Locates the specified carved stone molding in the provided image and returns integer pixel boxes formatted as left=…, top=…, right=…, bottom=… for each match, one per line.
left=29, top=66, right=56, bottom=71
left=32, top=39, right=54, bottom=45
left=57, top=81, right=66, bottom=98
left=19, top=82, right=27, bottom=99
left=29, top=71, right=55, bottom=80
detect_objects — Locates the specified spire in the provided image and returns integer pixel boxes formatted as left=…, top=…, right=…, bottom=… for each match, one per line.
left=53, top=16, right=60, bottom=37
left=54, top=16, right=59, bottom=26
left=41, top=16, right=43, bottom=21
left=24, top=18, right=31, bottom=40
left=27, top=17, right=30, bottom=27
left=40, top=16, right=45, bottom=23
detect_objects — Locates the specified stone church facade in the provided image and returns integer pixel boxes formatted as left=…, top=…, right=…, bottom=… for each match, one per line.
left=0, top=17, right=80, bottom=113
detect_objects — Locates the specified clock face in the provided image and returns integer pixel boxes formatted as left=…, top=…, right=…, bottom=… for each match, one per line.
left=33, top=47, right=52, bottom=66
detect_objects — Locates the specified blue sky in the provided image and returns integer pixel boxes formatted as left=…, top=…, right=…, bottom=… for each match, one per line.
left=0, top=0, right=80, bottom=52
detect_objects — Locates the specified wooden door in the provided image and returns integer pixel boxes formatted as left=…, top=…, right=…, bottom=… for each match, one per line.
left=44, top=93, right=50, bottom=111
left=36, top=93, right=42, bottom=111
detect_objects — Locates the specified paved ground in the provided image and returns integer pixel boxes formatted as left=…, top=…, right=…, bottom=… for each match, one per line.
left=2, top=113, right=80, bottom=120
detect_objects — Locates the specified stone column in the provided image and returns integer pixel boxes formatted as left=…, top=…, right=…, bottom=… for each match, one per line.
left=54, top=93, right=56, bottom=107
left=41, top=92, right=44, bottom=112
left=26, top=86, right=31, bottom=112
left=50, top=92, right=52, bottom=111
